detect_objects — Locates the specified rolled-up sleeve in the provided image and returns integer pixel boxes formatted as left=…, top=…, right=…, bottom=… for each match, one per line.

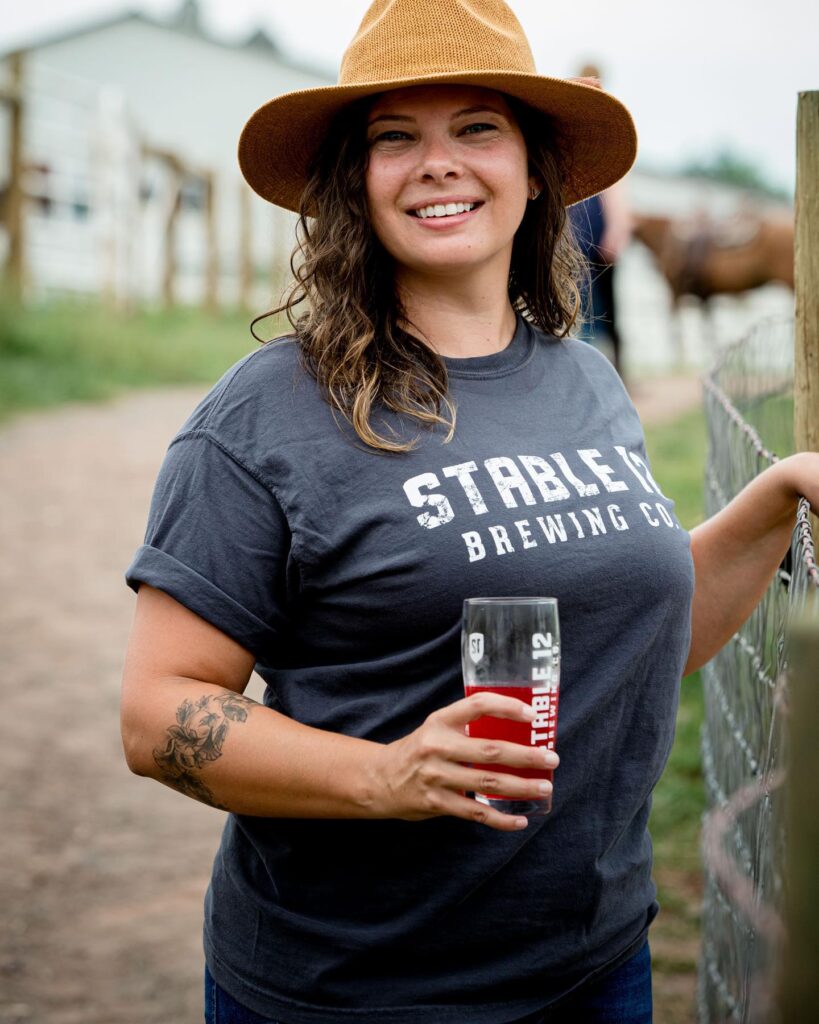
left=125, top=431, right=295, bottom=661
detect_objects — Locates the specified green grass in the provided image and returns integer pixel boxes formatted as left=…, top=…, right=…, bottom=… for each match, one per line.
left=650, top=676, right=705, bottom=871
left=644, top=407, right=708, bottom=933
left=644, top=406, right=709, bottom=532
left=736, top=391, right=795, bottom=460
left=0, top=296, right=288, bottom=423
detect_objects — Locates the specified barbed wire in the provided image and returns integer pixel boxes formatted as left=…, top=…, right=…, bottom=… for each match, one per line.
left=701, top=377, right=779, bottom=465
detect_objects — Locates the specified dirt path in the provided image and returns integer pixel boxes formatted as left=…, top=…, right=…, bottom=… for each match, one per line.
left=0, top=376, right=703, bottom=1024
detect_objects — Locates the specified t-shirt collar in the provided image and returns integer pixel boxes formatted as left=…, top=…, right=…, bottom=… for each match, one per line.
left=442, top=313, right=534, bottom=380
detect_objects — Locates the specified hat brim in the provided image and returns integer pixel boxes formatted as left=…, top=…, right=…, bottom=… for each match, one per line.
left=238, top=71, right=637, bottom=213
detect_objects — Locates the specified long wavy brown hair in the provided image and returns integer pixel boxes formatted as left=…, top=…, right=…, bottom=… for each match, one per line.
left=252, top=92, right=587, bottom=453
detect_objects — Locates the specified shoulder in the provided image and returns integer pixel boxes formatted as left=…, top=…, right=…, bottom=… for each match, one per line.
left=173, top=334, right=325, bottom=450
left=163, top=334, right=341, bottom=483
left=530, top=324, right=619, bottom=374
left=181, top=333, right=302, bottom=421
left=551, top=334, right=629, bottom=389
left=530, top=328, right=639, bottom=422
left=558, top=335, right=617, bottom=368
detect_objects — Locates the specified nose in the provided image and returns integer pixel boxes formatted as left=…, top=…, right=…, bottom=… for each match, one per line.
left=416, top=132, right=462, bottom=184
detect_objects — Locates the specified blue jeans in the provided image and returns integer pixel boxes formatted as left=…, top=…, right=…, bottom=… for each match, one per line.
left=204, top=941, right=652, bottom=1024
left=205, top=965, right=282, bottom=1024
left=511, top=941, right=653, bottom=1023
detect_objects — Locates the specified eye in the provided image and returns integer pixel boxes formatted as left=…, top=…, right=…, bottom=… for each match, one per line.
left=369, top=129, right=412, bottom=145
left=460, top=122, right=500, bottom=135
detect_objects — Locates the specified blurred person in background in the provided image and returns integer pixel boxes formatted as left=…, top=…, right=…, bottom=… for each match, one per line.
left=119, top=3, right=819, bottom=1024
left=568, top=62, right=632, bottom=377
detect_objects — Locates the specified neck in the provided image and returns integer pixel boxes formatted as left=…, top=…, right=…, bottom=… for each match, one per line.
left=396, top=264, right=517, bottom=359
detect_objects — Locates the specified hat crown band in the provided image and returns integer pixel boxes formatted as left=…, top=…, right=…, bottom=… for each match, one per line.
left=339, top=0, right=536, bottom=86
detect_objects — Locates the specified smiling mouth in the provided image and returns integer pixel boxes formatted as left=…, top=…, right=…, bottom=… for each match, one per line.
left=409, top=201, right=483, bottom=220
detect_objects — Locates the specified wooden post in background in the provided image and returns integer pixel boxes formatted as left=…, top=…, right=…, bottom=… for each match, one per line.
left=270, top=203, right=282, bottom=308
left=778, top=595, right=819, bottom=1023
left=162, top=158, right=182, bottom=309
left=239, top=182, right=253, bottom=311
left=203, top=169, right=219, bottom=314
left=779, top=89, right=819, bottom=1023
left=143, top=144, right=187, bottom=309
left=2, top=51, right=25, bottom=302
left=794, top=91, right=819, bottom=462
left=141, top=145, right=185, bottom=310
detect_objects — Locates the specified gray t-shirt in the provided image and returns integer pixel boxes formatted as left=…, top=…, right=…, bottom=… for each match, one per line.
left=126, top=315, right=694, bottom=1023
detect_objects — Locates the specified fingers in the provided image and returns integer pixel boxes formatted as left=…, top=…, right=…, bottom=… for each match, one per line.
left=437, top=691, right=537, bottom=728
left=384, top=695, right=561, bottom=831
left=449, top=763, right=553, bottom=804
left=427, top=694, right=559, bottom=772
left=432, top=788, right=534, bottom=832
left=451, top=733, right=559, bottom=772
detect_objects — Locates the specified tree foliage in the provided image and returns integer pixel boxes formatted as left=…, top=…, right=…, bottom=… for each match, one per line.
left=680, top=148, right=791, bottom=201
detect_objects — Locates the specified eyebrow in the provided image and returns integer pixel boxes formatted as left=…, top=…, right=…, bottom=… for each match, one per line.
left=366, top=105, right=509, bottom=128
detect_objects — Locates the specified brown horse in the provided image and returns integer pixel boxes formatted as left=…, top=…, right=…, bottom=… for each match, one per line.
left=632, top=212, right=794, bottom=304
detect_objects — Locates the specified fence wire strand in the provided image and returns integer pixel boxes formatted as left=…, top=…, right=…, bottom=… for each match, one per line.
left=698, top=316, right=818, bottom=1023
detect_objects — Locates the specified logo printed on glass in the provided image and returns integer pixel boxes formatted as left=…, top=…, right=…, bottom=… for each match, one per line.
left=468, top=632, right=485, bottom=665
left=531, top=631, right=559, bottom=687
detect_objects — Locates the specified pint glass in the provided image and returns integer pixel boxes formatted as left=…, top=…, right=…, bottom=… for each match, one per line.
left=461, top=597, right=561, bottom=816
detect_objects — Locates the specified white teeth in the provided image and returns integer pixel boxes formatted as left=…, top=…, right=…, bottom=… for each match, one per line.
left=415, top=202, right=477, bottom=219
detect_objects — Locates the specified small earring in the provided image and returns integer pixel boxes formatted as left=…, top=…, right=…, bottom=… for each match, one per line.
left=529, top=187, right=541, bottom=200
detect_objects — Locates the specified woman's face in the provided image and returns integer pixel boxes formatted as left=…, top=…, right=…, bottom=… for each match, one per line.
left=364, top=84, right=535, bottom=284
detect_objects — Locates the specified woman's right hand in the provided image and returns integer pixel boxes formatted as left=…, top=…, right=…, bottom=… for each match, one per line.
left=368, top=692, right=559, bottom=831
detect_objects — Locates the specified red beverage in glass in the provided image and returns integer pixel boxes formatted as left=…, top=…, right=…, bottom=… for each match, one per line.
left=465, top=683, right=560, bottom=800
left=462, top=598, right=560, bottom=816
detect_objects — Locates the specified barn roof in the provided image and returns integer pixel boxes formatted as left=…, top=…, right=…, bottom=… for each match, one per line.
left=0, top=0, right=331, bottom=80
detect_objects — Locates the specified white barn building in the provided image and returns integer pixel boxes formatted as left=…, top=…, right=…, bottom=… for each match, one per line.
left=0, top=0, right=332, bottom=308
left=0, top=0, right=793, bottom=369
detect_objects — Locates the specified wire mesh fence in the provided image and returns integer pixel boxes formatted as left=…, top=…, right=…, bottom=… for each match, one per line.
left=698, top=316, right=818, bottom=1023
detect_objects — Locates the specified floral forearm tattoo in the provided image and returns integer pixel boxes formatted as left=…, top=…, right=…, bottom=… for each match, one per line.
left=153, top=692, right=257, bottom=810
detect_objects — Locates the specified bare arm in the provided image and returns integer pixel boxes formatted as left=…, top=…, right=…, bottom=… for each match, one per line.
left=684, top=452, right=818, bottom=676
left=120, top=585, right=558, bottom=830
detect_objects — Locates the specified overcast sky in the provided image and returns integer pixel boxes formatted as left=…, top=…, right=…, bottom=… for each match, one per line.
left=2, top=0, right=816, bottom=193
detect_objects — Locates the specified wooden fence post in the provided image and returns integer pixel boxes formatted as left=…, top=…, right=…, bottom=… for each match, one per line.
left=2, top=51, right=25, bottom=301
left=239, top=182, right=253, bottom=311
left=779, top=90, right=819, bottom=1022
left=794, top=91, right=819, bottom=461
left=203, top=169, right=219, bottom=313
left=163, top=158, right=182, bottom=309
left=141, top=145, right=184, bottom=310
left=779, top=594, right=819, bottom=1023
left=270, top=204, right=281, bottom=304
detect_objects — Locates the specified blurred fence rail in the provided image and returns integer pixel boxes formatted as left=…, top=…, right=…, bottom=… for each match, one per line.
left=0, top=50, right=294, bottom=310
left=698, top=316, right=818, bottom=1023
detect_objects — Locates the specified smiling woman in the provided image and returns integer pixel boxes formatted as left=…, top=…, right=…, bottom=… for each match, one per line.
left=257, top=83, right=585, bottom=451
left=117, top=3, right=719, bottom=1024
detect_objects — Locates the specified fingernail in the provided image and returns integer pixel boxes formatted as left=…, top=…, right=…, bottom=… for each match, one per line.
left=514, top=817, right=529, bottom=829
left=537, top=782, right=551, bottom=795
left=523, top=705, right=536, bottom=718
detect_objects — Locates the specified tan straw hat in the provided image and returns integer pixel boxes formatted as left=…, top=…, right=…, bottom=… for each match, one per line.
left=238, top=0, right=637, bottom=212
